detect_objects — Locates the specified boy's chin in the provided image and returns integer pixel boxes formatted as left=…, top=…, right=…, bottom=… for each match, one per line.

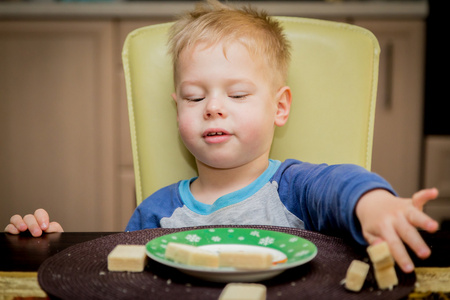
left=197, top=160, right=238, bottom=170
left=195, top=156, right=267, bottom=171
left=195, top=157, right=244, bottom=170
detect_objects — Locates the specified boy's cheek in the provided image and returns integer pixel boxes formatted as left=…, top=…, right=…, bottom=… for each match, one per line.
left=175, top=107, right=188, bottom=124
left=177, top=119, right=195, bottom=140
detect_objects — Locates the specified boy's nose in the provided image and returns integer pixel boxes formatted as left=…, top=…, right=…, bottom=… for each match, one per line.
left=204, top=98, right=226, bottom=119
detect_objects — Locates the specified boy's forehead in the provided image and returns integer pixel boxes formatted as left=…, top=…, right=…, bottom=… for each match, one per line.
left=178, top=40, right=262, bottom=67
left=174, top=40, right=280, bottom=89
left=182, top=40, right=241, bottom=57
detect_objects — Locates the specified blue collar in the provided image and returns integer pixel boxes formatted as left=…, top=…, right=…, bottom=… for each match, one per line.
left=179, top=159, right=281, bottom=215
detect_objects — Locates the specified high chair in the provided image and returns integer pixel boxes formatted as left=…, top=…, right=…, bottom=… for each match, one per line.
left=122, top=17, right=380, bottom=205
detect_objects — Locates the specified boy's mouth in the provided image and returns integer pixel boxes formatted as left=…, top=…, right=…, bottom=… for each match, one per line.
left=206, top=132, right=225, bottom=136
left=203, top=129, right=230, bottom=137
left=202, top=129, right=231, bottom=143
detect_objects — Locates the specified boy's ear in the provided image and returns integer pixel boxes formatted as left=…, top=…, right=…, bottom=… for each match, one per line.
left=171, top=92, right=177, bottom=103
left=171, top=92, right=179, bottom=119
left=274, top=86, right=292, bottom=127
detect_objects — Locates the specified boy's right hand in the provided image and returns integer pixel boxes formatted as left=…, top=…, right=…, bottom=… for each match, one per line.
left=5, top=208, right=64, bottom=237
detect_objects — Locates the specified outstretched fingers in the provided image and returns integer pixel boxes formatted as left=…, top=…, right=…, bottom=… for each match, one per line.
left=365, top=220, right=416, bottom=273
left=412, top=188, right=439, bottom=211
left=396, top=212, right=431, bottom=259
left=385, top=234, right=416, bottom=273
left=409, top=188, right=440, bottom=233
left=366, top=208, right=436, bottom=273
left=359, top=188, right=440, bottom=274
left=406, top=205, right=439, bottom=233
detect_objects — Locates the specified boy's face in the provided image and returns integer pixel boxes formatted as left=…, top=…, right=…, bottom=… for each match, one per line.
left=172, top=41, right=290, bottom=170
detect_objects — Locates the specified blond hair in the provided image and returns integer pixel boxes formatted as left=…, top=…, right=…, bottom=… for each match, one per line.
left=168, top=0, right=291, bottom=87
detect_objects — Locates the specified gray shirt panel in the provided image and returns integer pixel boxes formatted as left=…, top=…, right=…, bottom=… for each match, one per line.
left=160, top=182, right=304, bottom=228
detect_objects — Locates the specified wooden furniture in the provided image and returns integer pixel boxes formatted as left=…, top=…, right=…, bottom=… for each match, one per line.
left=423, top=136, right=450, bottom=225
left=354, top=20, right=426, bottom=198
left=0, top=21, right=118, bottom=231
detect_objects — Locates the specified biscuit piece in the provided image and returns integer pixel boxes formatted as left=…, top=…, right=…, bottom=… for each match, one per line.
left=186, top=248, right=220, bottom=268
left=374, top=266, right=398, bottom=290
left=219, top=251, right=272, bottom=270
left=219, top=283, right=267, bottom=300
left=367, top=242, right=394, bottom=270
left=107, top=245, right=147, bottom=272
left=165, top=243, right=197, bottom=264
left=165, top=242, right=219, bottom=268
left=367, top=242, right=398, bottom=290
left=344, top=260, right=370, bottom=292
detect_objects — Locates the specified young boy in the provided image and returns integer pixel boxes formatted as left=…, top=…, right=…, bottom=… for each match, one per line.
left=5, top=0, right=438, bottom=275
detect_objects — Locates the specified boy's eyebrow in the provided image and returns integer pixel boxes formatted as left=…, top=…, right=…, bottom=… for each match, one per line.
left=226, top=78, right=257, bottom=87
left=178, top=80, right=201, bottom=87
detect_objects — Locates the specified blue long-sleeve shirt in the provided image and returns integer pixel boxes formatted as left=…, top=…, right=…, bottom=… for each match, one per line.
left=126, top=159, right=395, bottom=245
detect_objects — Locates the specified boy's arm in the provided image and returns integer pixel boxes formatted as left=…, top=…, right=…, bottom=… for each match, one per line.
left=5, top=208, right=64, bottom=237
left=355, top=188, right=439, bottom=273
left=284, top=162, right=395, bottom=243
left=125, top=182, right=185, bottom=231
left=125, top=208, right=144, bottom=231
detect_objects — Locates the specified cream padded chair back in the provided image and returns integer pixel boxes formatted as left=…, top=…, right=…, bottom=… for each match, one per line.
left=122, top=17, right=380, bottom=205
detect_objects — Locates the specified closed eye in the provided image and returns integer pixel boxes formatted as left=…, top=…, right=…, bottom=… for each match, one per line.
left=185, top=97, right=205, bottom=102
left=229, top=94, right=248, bottom=100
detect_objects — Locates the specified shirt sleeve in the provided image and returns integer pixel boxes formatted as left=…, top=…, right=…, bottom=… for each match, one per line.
left=125, top=183, right=184, bottom=231
left=276, top=159, right=397, bottom=245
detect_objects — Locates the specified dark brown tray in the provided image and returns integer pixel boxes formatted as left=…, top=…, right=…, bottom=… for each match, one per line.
left=38, top=225, right=415, bottom=299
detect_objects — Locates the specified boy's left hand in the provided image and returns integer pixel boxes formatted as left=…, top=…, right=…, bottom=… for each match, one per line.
left=355, top=188, right=439, bottom=273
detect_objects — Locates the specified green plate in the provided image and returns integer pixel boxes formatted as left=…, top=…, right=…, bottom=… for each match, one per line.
left=146, top=227, right=317, bottom=282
